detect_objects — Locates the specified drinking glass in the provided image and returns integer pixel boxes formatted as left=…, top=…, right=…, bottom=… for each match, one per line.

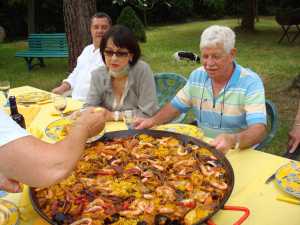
left=53, top=95, right=67, bottom=118
left=0, top=80, right=10, bottom=106
left=123, top=110, right=136, bottom=129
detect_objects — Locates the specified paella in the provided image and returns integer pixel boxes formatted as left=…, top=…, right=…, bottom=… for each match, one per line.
left=31, top=131, right=233, bottom=225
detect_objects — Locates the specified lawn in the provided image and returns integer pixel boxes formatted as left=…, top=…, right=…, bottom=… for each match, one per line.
left=1, top=17, right=300, bottom=155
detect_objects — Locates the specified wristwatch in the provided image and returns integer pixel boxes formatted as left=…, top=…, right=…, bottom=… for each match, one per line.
left=113, top=111, right=120, bottom=121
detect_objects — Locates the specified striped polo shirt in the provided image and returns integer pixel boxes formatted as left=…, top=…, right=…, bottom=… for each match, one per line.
left=171, top=62, right=267, bottom=138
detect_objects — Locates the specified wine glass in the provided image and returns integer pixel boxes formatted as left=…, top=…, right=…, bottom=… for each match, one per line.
left=53, top=95, right=67, bottom=118
left=123, top=110, right=136, bottom=129
left=0, top=80, right=10, bottom=106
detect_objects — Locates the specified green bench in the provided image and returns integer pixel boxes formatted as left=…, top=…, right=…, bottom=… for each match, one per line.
left=15, top=33, right=68, bottom=71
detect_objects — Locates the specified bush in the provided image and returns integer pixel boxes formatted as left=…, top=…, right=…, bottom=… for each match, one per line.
left=201, top=0, right=225, bottom=19
left=169, top=0, right=194, bottom=21
left=117, top=6, right=146, bottom=42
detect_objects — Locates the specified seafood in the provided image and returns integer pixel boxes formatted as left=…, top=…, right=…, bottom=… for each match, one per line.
left=33, top=134, right=230, bottom=225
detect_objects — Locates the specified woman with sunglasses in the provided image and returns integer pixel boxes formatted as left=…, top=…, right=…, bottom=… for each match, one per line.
left=85, top=25, right=159, bottom=121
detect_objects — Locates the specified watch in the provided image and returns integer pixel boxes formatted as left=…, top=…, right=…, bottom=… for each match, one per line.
left=113, top=111, right=120, bottom=121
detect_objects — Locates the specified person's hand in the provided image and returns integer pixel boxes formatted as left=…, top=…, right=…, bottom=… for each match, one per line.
left=210, top=133, right=236, bottom=154
left=134, top=117, right=155, bottom=129
left=0, top=173, right=22, bottom=193
left=52, top=83, right=70, bottom=95
left=288, top=125, right=300, bottom=153
left=74, top=107, right=106, bottom=138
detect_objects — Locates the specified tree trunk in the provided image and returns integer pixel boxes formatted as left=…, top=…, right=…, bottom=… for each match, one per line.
left=63, top=0, right=96, bottom=71
left=28, top=0, right=35, bottom=34
left=241, top=0, right=256, bottom=31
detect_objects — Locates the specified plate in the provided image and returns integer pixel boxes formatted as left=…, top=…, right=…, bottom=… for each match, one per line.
left=16, top=92, right=51, bottom=104
left=155, top=123, right=204, bottom=139
left=45, top=118, right=105, bottom=143
left=0, top=199, right=19, bottom=225
left=275, top=161, right=300, bottom=198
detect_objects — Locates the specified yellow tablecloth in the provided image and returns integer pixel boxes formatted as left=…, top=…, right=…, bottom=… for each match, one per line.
left=1, top=86, right=300, bottom=225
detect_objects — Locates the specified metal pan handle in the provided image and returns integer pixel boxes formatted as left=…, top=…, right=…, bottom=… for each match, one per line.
left=206, top=205, right=250, bottom=225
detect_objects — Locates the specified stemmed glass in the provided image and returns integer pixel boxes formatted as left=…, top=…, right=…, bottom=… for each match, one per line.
left=53, top=95, right=67, bottom=118
left=123, top=110, right=136, bottom=129
left=0, top=80, right=10, bottom=106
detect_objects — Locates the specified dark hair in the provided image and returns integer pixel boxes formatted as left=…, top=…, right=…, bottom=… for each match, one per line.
left=90, top=12, right=112, bottom=26
left=100, top=25, right=141, bottom=66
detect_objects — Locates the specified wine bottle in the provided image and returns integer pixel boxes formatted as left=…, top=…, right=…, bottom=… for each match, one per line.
left=9, top=96, right=26, bottom=129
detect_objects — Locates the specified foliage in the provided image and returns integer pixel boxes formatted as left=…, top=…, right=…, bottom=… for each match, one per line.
left=168, top=0, right=194, bottom=20
left=195, top=0, right=225, bottom=19
left=117, top=6, right=146, bottom=42
left=2, top=18, right=300, bottom=154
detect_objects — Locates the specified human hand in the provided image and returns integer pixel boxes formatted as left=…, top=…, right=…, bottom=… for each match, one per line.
left=210, top=133, right=236, bottom=154
left=133, top=117, right=155, bottom=129
left=288, top=125, right=300, bottom=153
left=52, top=83, right=70, bottom=95
left=74, top=107, right=106, bottom=138
left=0, top=173, right=22, bottom=193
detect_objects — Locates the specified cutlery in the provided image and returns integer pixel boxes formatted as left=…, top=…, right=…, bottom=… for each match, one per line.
left=276, top=195, right=300, bottom=205
left=265, top=150, right=299, bottom=184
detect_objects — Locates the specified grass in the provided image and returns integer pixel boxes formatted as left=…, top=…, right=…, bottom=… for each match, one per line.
left=1, top=17, right=300, bottom=155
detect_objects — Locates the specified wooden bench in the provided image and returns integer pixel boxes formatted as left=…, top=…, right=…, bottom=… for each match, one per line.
left=15, top=33, right=68, bottom=71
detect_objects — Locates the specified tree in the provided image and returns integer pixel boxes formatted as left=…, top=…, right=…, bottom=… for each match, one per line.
left=113, top=0, right=171, bottom=27
left=241, top=0, right=257, bottom=31
left=63, top=0, right=96, bottom=71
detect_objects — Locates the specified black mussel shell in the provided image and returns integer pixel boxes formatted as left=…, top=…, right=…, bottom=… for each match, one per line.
left=104, top=213, right=120, bottom=224
left=53, top=213, right=72, bottom=225
left=155, top=214, right=171, bottom=225
left=137, top=221, right=148, bottom=225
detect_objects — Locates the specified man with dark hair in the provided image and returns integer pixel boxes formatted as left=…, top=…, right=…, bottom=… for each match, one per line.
left=52, top=12, right=112, bottom=102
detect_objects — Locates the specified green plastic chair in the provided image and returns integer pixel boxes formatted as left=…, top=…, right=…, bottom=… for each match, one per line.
left=154, top=72, right=187, bottom=123
left=255, top=99, right=278, bottom=150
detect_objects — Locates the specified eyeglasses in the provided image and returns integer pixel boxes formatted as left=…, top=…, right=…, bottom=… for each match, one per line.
left=199, top=77, right=229, bottom=129
left=104, top=49, right=129, bottom=58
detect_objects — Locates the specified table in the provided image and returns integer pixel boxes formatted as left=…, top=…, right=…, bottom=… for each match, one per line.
left=2, top=86, right=300, bottom=225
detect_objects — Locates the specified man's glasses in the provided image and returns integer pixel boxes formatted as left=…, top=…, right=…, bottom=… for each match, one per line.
left=104, top=49, right=129, bottom=58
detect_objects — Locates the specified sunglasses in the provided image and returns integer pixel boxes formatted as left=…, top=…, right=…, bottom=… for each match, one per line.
left=104, top=49, right=130, bottom=58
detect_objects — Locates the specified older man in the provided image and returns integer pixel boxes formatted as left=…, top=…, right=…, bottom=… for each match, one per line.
left=0, top=108, right=106, bottom=192
left=135, top=25, right=267, bottom=153
left=52, top=12, right=112, bottom=102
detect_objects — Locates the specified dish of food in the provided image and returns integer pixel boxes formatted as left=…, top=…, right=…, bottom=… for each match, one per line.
left=45, top=118, right=105, bottom=143
left=31, top=130, right=234, bottom=225
left=155, top=124, right=203, bottom=139
left=16, top=91, right=51, bottom=104
left=0, top=199, right=19, bottom=225
left=275, top=161, right=300, bottom=198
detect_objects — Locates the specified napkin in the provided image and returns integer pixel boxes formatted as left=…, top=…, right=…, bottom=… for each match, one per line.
left=51, top=100, right=82, bottom=116
left=18, top=105, right=41, bottom=127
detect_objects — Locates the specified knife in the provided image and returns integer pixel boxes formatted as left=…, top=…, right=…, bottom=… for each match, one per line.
left=265, top=150, right=299, bottom=184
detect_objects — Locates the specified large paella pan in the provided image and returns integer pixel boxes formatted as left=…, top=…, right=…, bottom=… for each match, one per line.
left=30, top=129, right=234, bottom=225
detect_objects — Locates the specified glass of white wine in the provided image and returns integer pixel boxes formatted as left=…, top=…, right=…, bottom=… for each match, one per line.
left=123, top=110, right=137, bottom=129
left=0, top=80, right=10, bottom=106
left=53, top=95, right=67, bottom=118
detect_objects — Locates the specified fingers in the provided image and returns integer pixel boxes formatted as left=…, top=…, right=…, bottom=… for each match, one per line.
left=0, top=175, right=22, bottom=193
left=289, top=139, right=299, bottom=153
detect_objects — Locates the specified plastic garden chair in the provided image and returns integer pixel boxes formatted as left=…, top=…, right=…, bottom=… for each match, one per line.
left=154, top=72, right=187, bottom=123
left=255, top=99, right=278, bottom=150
